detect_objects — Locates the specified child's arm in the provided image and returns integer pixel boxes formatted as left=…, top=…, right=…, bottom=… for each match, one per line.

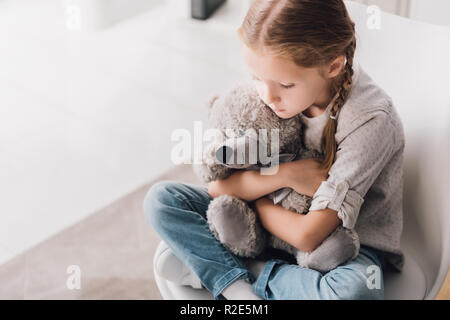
left=208, top=157, right=337, bottom=251
left=207, top=165, right=289, bottom=202
left=208, top=158, right=328, bottom=202
left=249, top=159, right=338, bottom=252
left=253, top=198, right=341, bottom=252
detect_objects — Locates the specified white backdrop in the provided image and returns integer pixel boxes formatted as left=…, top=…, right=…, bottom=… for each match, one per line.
left=351, top=0, right=450, bottom=26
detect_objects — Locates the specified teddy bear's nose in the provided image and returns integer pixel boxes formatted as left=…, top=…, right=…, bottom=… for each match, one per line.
left=216, top=145, right=233, bottom=164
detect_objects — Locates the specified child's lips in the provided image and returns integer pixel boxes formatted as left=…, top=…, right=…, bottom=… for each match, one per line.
left=268, top=103, right=285, bottom=113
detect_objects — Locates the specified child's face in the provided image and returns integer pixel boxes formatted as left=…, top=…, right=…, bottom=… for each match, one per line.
left=242, top=44, right=339, bottom=119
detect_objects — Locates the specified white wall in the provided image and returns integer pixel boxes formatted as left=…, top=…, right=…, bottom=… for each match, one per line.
left=350, top=0, right=410, bottom=16
left=64, top=0, right=450, bottom=30
left=351, top=0, right=450, bottom=26
left=409, top=0, right=450, bottom=26
left=64, top=0, right=181, bottom=30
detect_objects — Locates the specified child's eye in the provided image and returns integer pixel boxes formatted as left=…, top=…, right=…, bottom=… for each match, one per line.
left=280, top=83, right=294, bottom=89
left=250, top=74, right=294, bottom=89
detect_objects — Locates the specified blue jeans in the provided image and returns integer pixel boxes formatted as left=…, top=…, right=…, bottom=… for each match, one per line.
left=143, top=180, right=385, bottom=300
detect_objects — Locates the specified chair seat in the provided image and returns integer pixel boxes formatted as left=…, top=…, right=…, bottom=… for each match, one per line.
left=153, top=241, right=427, bottom=300
left=154, top=240, right=214, bottom=300
left=384, top=251, right=427, bottom=300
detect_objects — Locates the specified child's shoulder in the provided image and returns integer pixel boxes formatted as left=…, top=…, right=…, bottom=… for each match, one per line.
left=336, top=61, right=403, bottom=142
left=342, top=61, right=394, bottom=121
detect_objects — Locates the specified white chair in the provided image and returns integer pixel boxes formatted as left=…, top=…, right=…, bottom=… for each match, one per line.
left=154, top=1, right=450, bottom=300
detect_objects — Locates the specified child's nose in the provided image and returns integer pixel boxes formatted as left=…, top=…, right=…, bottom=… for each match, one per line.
left=261, top=84, right=280, bottom=105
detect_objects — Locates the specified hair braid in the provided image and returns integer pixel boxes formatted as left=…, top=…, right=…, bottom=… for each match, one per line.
left=320, top=34, right=356, bottom=171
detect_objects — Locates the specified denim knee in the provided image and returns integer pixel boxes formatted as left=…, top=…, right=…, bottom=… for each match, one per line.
left=335, top=282, right=384, bottom=300
left=320, top=272, right=384, bottom=300
left=142, top=180, right=180, bottom=231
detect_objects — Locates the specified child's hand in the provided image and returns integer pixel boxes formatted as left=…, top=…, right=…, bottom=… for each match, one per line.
left=286, top=158, right=329, bottom=197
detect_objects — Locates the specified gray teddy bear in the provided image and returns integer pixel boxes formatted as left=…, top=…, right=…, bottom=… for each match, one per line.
left=193, top=81, right=360, bottom=273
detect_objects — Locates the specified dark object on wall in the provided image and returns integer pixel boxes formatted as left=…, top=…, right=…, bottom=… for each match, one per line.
left=191, top=0, right=227, bottom=20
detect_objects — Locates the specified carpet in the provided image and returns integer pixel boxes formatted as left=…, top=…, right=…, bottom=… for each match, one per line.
left=0, top=164, right=205, bottom=299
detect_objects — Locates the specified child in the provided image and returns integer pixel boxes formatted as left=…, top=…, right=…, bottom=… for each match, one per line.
left=144, top=0, right=405, bottom=300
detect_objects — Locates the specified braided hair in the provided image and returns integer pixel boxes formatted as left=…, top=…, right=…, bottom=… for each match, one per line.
left=321, top=31, right=356, bottom=171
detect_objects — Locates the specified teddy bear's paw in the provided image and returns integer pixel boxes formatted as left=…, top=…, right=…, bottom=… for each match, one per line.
left=280, top=191, right=312, bottom=214
left=295, top=226, right=360, bottom=273
left=269, top=236, right=298, bottom=256
left=207, top=195, right=267, bottom=258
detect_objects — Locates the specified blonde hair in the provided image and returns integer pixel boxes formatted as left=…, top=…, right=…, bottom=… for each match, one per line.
left=238, top=0, right=356, bottom=171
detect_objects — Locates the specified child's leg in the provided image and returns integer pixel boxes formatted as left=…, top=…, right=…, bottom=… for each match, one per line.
left=252, top=245, right=385, bottom=300
left=143, top=180, right=255, bottom=300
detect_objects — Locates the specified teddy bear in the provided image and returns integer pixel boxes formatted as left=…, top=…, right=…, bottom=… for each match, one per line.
left=192, top=80, right=360, bottom=273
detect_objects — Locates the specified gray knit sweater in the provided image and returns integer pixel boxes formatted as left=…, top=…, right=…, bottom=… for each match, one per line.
left=300, top=59, right=405, bottom=272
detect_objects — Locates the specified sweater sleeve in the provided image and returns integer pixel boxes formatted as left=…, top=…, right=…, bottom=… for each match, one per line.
left=309, top=110, right=396, bottom=229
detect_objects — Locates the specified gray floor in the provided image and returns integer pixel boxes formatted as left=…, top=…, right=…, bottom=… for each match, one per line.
left=0, top=164, right=204, bottom=299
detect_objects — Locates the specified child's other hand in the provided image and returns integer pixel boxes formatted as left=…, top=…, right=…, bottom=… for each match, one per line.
left=286, top=158, right=329, bottom=197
